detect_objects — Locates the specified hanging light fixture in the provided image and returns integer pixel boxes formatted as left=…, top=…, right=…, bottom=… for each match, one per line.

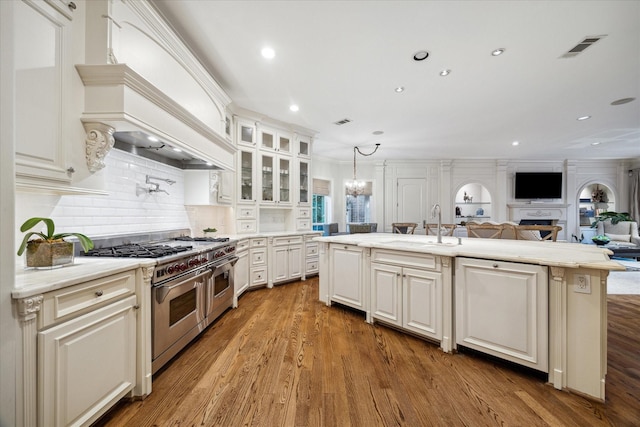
left=346, top=143, right=380, bottom=196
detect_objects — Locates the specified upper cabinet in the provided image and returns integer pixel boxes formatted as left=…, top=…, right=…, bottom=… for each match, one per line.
left=13, top=0, right=77, bottom=191
left=237, top=121, right=257, bottom=147
left=296, top=134, right=312, bottom=158
left=259, top=127, right=292, bottom=156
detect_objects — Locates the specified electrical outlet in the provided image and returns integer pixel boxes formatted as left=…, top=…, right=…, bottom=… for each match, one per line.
left=574, top=274, right=591, bottom=294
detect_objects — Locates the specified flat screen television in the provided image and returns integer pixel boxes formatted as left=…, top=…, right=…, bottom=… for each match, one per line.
left=514, top=172, right=563, bottom=199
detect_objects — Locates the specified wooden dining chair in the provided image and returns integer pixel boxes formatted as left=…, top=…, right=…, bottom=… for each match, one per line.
left=425, top=223, right=456, bottom=236
left=466, top=222, right=506, bottom=239
left=515, top=225, right=562, bottom=242
left=392, top=222, right=418, bottom=234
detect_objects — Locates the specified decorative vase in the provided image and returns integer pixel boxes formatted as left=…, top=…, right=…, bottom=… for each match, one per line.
left=25, top=240, right=74, bottom=268
left=592, top=236, right=610, bottom=246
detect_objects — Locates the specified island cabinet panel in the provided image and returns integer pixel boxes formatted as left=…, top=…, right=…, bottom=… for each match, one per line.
left=329, top=244, right=367, bottom=310
left=38, top=295, right=137, bottom=427
left=270, top=236, right=303, bottom=286
left=371, top=250, right=442, bottom=341
left=455, top=257, right=548, bottom=372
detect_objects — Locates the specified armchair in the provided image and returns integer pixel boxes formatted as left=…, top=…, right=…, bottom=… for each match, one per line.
left=595, top=220, right=640, bottom=246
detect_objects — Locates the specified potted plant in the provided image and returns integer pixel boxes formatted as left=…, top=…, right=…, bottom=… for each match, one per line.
left=17, top=217, right=94, bottom=268
left=203, top=227, right=217, bottom=237
left=590, top=211, right=632, bottom=229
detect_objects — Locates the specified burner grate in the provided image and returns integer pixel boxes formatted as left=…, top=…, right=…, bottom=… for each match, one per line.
left=84, top=244, right=193, bottom=258
left=174, top=236, right=230, bottom=243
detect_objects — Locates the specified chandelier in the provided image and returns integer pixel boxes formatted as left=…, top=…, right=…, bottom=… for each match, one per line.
left=346, top=144, right=380, bottom=197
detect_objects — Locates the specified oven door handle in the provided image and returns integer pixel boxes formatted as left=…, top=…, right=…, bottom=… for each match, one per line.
left=210, top=256, right=239, bottom=276
left=156, top=269, right=211, bottom=304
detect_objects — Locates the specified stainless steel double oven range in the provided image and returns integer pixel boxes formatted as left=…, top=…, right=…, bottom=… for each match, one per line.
left=82, top=230, right=238, bottom=373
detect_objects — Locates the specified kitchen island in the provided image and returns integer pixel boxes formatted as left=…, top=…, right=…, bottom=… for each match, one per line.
left=314, top=233, right=624, bottom=401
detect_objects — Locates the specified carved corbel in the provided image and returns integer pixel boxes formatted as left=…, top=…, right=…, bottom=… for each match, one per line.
left=84, top=122, right=115, bottom=172
left=16, top=295, right=43, bottom=322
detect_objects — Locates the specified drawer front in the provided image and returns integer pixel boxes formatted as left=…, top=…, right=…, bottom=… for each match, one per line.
left=306, top=259, right=319, bottom=275
left=297, top=207, right=310, bottom=218
left=251, top=248, right=267, bottom=266
left=41, top=270, right=136, bottom=328
left=304, top=232, right=321, bottom=242
left=273, top=235, right=303, bottom=246
left=250, top=237, right=267, bottom=247
left=250, top=268, right=267, bottom=286
left=237, top=239, right=250, bottom=251
left=239, top=207, right=256, bottom=219
left=306, top=243, right=319, bottom=257
left=296, top=219, right=311, bottom=230
left=371, top=249, right=439, bottom=271
left=238, top=220, right=257, bottom=233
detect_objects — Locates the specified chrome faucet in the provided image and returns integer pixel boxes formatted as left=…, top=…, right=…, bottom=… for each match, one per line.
left=431, top=203, right=442, bottom=243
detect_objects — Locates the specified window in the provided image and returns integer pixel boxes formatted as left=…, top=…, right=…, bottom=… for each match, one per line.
left=346, top=195, right=371, bottom=223
left=312, top=194, right=327, bottom=224
left=312, top=178, right=331, bottom=229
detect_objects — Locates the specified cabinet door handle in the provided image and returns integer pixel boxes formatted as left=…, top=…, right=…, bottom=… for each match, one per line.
left=133, top=304, right=140, bottom=310
left=493, top=263, right=499, bottom=268
left=95, top=290, right=104, bottom=297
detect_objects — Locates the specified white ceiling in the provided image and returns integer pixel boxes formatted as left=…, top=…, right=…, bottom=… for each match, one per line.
left=151, top=0, right=640, bottom=162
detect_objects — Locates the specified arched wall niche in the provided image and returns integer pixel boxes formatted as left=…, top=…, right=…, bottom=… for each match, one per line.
left=454, top=182, right=493, bottom=225
left=576, top=181, right=617, bottom=228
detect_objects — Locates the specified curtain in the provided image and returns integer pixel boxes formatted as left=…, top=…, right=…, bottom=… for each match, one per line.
left=631, top=169, right=640, bottom=225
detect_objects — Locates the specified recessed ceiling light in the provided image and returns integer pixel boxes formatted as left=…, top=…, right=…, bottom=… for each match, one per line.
left=577, top=115, right=591, bottom=121
left=206, top=162, right=213, bottom=166
left=611, top=97, right=636, bottom=106
left=413, top=50, right=429, bottom=61
left=172, top=147, right=182, bottom=152
left=512, top=141, right=519, bottom=146
left=439, top=69, right=451, bottom=76
left=491, top=48, right=505, bottom=56
left=591, top=142, right=601, bottom=146
left=147, top=136, right=159, bottom=142
left=261, top=47, right=275, bottom=59
left=372, top=130, right=384, bottom=135
left=289, top=104, right=299, bottom=112
left=395, top=86, right=405, bottom=93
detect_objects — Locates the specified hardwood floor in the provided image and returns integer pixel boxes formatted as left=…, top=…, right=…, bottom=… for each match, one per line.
left=95, top=278, right=640, bottom=426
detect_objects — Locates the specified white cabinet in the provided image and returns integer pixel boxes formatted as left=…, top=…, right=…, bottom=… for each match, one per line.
left=270, top=235, right=303, bottom=286
left=260, top=152, right=291, bottom=205
left=14, top=0, right=76, bottom=189
left=249, top=237, right=268, bottom=288
left=371, top=250, right=443, bottom=341
left=39, top=295, right=137, bottom=427
left=297, top=159, right=310, bottom=206
left=296, top=134, right=311, bottom=158
left=184, top=170, right=233, bottom=205
left=329, top=244, right=367, bottom=311
left=304, top=234, right=320, bottom=278
left=233, top=239, right=250, bottom=306
left=259, top=127, right=292, bottom=156
left=238, top=148, right=256, bottom=203
left=455, top=257, right=548, bottom=372
left=34, top=268, right=139, bottom=427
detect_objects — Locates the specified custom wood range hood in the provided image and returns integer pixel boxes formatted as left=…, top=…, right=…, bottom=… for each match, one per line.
left=76, top=63, right=235, bottom=172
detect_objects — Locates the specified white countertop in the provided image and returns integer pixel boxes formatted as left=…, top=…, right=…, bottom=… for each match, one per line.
left=313, top=233, right=625, bottom=271
left=13, top=257, right=155, bottom=299
left=222, top=230, right=322, bottom=240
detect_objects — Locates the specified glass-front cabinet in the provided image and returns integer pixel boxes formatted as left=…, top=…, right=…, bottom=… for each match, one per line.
left=239, top=149, right=256, bottom=202
left=238, top=121, right=256, bottom=146
left=260, top=127, right=292, bottom=155
left=298, top=159, right=310, bottom=205
left=260, top=153, right=291, bottom=205
left=297, top=134, right=311, bottom=158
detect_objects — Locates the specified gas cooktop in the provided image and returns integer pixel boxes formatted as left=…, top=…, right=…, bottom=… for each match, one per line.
left=173, top=236, right=230, bottom=243
left=83, top=243, right=193, bottom=258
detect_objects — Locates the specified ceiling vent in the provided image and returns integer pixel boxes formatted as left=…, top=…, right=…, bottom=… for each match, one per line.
left=560, top=35, right=606, bottom=58
left=333, top=118, right=352, bottom=126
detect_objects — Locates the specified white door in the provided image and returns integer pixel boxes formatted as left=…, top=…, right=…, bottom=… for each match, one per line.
left=371, top=263, right=402, bottom=326
left=288, top=244, right=303, bottom=280
left=397, top=178, right=427, bottom=226
left=330, top=244, right=364, bottom=309
left=403, top=267, right=441, bottom=339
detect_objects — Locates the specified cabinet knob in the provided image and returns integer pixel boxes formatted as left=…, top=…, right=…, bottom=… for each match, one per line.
left=493, top=263, right=499, bottom=268
left=68, top=1, right=76, bottom=11
left=95, top=290, right=104, bottom=297
left=133, top=304, right=140, bottom=310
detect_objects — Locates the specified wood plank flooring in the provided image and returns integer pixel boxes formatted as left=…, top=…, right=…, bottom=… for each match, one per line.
left=94, top=277, right=640, bottom=426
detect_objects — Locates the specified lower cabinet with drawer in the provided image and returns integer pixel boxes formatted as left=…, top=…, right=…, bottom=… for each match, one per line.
left=269, top=235, right=303, bottom=286
left=249, top=237, right=268, bottom=289
left=14, top=266, right=143, bottom=427
left=304, top=233, right=320, bottom=278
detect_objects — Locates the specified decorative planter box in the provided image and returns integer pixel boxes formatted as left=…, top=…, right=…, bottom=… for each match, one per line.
left=25, top=241, right=74, bottom=268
